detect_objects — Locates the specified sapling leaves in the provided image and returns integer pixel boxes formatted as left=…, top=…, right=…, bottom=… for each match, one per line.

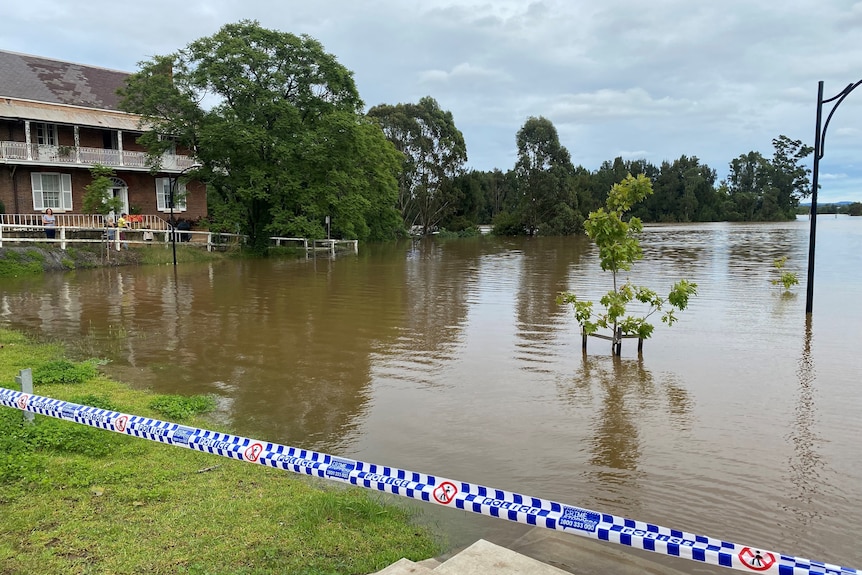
left=558, top=174, right=697, bottom=349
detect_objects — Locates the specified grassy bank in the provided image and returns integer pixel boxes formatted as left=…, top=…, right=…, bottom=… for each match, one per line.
left=0, top=244, right=223, bottom=276
left=0, top=243, right=306, bottom=276
left=0, top=329, right=442, bottom=574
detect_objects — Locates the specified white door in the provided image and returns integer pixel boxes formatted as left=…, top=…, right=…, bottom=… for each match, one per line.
left=109, top=187, right=129, bottom=217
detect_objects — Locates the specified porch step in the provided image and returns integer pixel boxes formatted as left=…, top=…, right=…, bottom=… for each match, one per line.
left=371, top=539, right=570, bottom=575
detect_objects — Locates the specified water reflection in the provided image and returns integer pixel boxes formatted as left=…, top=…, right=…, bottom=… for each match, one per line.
left=559, top=355, right=692, bottom=516
left=2, top=224, right=862, bottom=568
left=2, top=256, right=414, bottom=453
left=781, top=315, right=828, bottom=550
left=373, top=239, right=480, bottom=388
left=515, top=238, right=588, bottom=373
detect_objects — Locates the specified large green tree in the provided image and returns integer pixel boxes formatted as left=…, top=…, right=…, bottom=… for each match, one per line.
left=724, top=136, right=812, bottom=221
left=368, top=96, right=468, bottom=235
left=514, top=116, right=580, bottom=235
left=725, top=151, right=771, bottom=220
left=119, top=20, right=402, bottom=249
left=769, top=135, right=813, bottom=218
left=636, top=156, right=717, bottom=222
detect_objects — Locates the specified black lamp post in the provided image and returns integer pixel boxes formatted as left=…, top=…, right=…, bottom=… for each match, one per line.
left=806, top=79, right=862, bottom=314
left=169, top=163, right=201, bottom=267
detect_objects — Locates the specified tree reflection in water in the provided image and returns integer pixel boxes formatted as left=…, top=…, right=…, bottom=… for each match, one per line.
left=559, top=355, right=692, bottom=516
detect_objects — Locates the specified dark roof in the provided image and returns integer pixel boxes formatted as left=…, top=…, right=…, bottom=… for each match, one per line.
left=0, top=50, right=129, bottom=111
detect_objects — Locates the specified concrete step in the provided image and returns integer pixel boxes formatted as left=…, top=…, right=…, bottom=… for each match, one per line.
left=373, top=539, right=570, bottom=575
left=416, top=558, right=443, bottom=569
left=434, top=539, right=571, bottom=575
left=372, top=531, right=703, bottom=575
left=372, top=557, right=438, bottom=575
left=506, top=528, right=703, bottom=575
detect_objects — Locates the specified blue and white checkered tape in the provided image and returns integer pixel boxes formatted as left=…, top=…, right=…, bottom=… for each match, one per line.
left=1, top=387, right=857, bottom=575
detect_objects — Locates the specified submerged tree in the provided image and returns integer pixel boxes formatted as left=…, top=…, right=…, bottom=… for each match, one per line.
left=771, top=256, right=800, bottom=293
left=557, top=174, right=697, bottom=354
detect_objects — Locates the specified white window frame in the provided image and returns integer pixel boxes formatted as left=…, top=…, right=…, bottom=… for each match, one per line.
left=31, top=172, right=73, bottom=211
left=155, top=177, right=187, bottom=212
left=35, top=123, right=58, bottom=146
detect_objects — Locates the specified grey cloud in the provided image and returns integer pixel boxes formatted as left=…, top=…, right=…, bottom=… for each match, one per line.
left=2, top=0, right=861, bottom=201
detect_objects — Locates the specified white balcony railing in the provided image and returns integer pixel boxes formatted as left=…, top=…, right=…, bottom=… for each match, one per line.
left=0, top=213, right=171, bottom=230
left=0, top=141, right=193, bottom=172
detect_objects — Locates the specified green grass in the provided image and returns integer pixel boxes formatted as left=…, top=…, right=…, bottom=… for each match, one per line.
left=0, top=248, right=45, bottom=277
left=0, top=328, right=443, bottom=574
left=148, top=394, right=217, bottom=420
left=0, top=242, right=309, bottom=276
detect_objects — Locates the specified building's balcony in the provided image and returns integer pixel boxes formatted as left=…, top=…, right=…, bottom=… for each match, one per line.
left=0, top=141, right=196, bottom=173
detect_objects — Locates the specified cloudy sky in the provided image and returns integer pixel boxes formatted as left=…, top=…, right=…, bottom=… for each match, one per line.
left=4, top=1, right=861, bottom=202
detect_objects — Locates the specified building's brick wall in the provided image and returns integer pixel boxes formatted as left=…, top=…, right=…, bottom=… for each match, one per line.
left=0, top=165, right=207, bottom=225
left=2, top=117, right=205, bottom=223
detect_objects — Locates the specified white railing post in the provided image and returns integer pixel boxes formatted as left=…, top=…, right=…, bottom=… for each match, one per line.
left=60, top=226, right=66, bottom=250
left=74, top=126, right=81, bottom=163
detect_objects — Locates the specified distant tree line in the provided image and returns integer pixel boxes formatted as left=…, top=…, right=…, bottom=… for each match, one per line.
left=798, top=202, right=862, bottom=216
left=119, top=21, right=818, bottom=247
left=438, top=125, right=814, bottom=236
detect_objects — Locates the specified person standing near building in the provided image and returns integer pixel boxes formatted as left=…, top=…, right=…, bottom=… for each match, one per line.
left=42, top=208, right=56, bottom=239
left=117, top=213, right=128, bottom=246
left=117, top=213, right=129, bottom=240
left=106, top=216, right=116, bottom=241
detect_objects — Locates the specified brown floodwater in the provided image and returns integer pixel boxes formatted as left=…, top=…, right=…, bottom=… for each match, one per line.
left=2, top=218, right=860, bottom=572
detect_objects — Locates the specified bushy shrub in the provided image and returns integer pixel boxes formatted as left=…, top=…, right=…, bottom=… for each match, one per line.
left=32, top=360, right=97, bottom=385
left=148, top=394, right=216, bottom=420
left=490, top=211, right=524, bottom=236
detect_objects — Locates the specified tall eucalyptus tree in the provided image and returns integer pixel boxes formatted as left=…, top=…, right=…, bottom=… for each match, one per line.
left=368, top=97, right=467, bottom=235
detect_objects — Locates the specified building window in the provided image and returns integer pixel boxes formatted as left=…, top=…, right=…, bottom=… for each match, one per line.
left=103, top=130, right=119, bottom=150
left=31, top=172, right=73, bottom=211
left=156, top=177, right=187, bottom=212
left=34, top=123, right=58, bottom=146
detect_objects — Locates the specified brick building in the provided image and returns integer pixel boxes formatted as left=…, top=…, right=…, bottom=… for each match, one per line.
left=0, top=49, right=205, bottom=224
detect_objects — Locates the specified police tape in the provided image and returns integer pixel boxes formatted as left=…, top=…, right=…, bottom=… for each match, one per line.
left=1, top=387, right=856, bottom=575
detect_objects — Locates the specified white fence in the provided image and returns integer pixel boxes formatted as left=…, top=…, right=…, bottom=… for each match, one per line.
left=271, top=237, right=358, bottom=255
left=0, top=223, right=244, bottom=252
left=0, top=224, right=358, bottom=254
